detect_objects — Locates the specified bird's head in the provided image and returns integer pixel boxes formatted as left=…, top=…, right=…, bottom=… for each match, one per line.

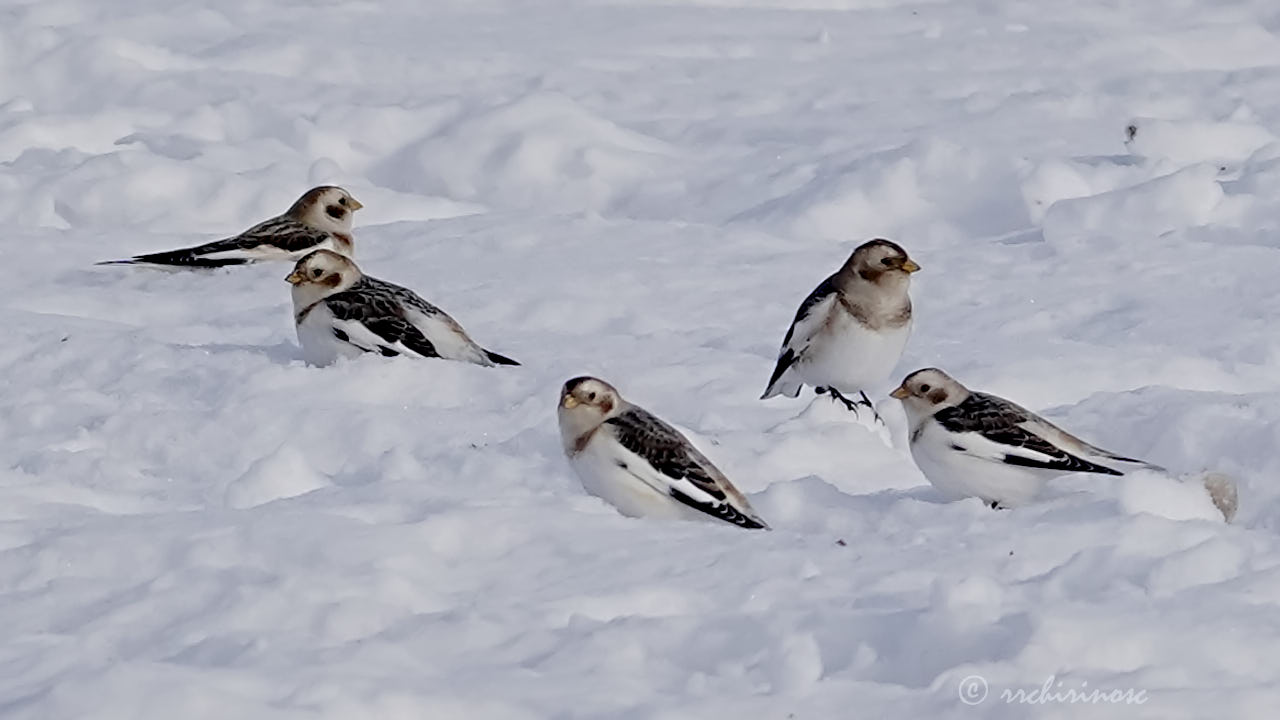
left=287, top=185, right=363, bottom=233
left=842, top=238, right=920, bottom=284
left=891, top=367, right=968, bottom=418
left=558, top=376, right=623, bottom=453
left=286, top=249, right=361, bottom=300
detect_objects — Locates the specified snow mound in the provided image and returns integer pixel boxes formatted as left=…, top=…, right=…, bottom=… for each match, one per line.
left=1125, top=117, right=1276, bottom=167
left=1117, top=470, right=1227, bottom=523
left=734, top=138, right=1028, bottom=242
left=4, top=0, right=1280, bottom=716
left=1020, top=155, right=1166, bottom=225
left=1040, top=163, right=1225, bottom=243
left=1143, top=22, right=1280, bottom=71
left=225, top=444, right=331, bottom=509
left=376, top=91, right=675, bottom=215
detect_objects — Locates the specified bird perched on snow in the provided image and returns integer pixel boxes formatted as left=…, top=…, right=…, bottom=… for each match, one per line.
left=286, top=249, right=519, bottom=367
left=891, top=368, right=1160, bottom=508
left=762, top=239, right=920, bottom=422
left=99, top=186, right=362, bottom=268
left=558, top=376, right=768, bottom=529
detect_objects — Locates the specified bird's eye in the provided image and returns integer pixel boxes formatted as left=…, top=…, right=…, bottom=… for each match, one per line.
left=338, top=197, right=348, bottom=206
left=587, top=392, right=597, bottom=401
left=919, top=383, right=931, bottom=393
left=312, top=268, right=323, bottom=277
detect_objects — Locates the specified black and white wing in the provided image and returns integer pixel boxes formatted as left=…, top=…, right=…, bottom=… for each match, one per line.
left=602, top=408, right=768, bottom=529
left=319, top=279, right=445, bottom=359
left=370, top=278, right=520, bottom=365
left=761, top=275, right=839, bottom=398
left=933, top=393, right=1147, bottom=476
left=100, top=216, right=333, bottom=268
left=320, top=278, right=519, bottom=366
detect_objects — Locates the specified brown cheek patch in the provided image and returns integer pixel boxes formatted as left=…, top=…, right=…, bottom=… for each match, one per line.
left=928, top=389, right=948, bottom=404
left=600, top=398, right=614, bottom=414
left=322, top=273, right=343, bottom=288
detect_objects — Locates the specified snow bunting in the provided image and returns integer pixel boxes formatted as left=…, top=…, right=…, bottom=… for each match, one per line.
left=100, top=186, right=362, bottom=268
left=286, top=250, right=519, bottom=367
left=892, top=368, right=1157, bottom=508
left=558, top=377, right=768, bottom=529
left=762, top=239, right=920, bottom=422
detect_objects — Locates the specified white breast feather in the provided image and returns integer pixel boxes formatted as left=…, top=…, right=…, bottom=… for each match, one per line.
left=793, top=309, right=911, bottom=392
left=296, top=304, right=363, bottom=366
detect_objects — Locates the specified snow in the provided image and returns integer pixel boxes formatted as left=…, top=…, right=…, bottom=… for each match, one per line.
left=3, top=0, right=1280, bottom=717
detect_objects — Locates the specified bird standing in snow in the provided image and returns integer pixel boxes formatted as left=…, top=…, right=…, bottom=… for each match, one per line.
left=762, top=239, right=920, bottom=422
left=100, top=186, right=362, bottom=268
left=286, top=250, right=519, bottom=367
left=891, top=368, right=1159, bottom=508
left=558, top=376, right=768, bottom=529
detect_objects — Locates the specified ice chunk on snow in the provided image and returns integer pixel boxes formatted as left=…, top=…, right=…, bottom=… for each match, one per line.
left=1200, top=472, right=1239, bottom=523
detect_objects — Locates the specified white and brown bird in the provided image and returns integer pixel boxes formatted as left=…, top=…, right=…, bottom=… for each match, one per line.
left=762, top=239, right=920, bottom=422
left=558, top=377, right=768, bottom=529
left=891, top=368, right=1160, bottom=508
left=286, top=250, right=519, bottom=367
left=100, top=186, right=362, bottom=268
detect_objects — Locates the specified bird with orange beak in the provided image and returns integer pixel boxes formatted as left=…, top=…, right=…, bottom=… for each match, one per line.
left=558, top=376, right=768, bottom=529
left=100, top=186, right=362, bottom=268
left=892, top=368, right=1170, bottom=509
left=286, top=250, right=519, bottom=368
left=762, top=239, right=920, bottom=423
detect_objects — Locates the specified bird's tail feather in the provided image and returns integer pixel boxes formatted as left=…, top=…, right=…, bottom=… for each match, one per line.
left=97, top=249, right=252, bottom=268
left=760, top=371, right=803, bottom=400
left=1099, top=452, right=1165, bottom=474
left=761, top=349, right=803, bottom=399
left=485, top=349, right=520, bottom=366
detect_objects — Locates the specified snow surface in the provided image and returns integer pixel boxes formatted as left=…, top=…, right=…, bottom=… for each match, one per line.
left=4, top=0, right=1280, bottom=717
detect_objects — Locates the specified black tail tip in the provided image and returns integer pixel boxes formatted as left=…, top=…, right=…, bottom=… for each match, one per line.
left=486, top=350, right=520, bottom=366
left=97, top=254, right=251, bottom=269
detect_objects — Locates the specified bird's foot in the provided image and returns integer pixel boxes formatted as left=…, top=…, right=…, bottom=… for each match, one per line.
left=823, top=387, right=860, bottom=412
left=824, top=388, right=884, bottom=425
left=857, top=390, right=886, bottom=426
